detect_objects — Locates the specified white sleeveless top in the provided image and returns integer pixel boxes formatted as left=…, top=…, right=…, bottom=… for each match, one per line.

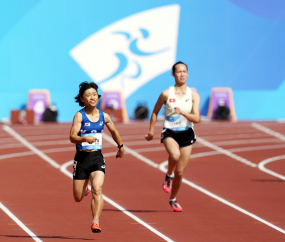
left=163, top=86, right=194, bottom=131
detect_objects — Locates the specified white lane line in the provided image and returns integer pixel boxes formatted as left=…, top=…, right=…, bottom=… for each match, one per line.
left=1, top=125, right=275, bottom=170
left=3, top=125, right=172, bottom=242
left=251, top=123, right=285, bottom=180
left=277, top=119, right=285, bottom=123
left=158, top=161, right=285, bottom=235
left=199, top=133, right=270, bottom=140
left=59, top=160, right=73, bottom=179
left=0, top=202, right=42, bottom=242
left=252, top=123, right=285, bottom=142
left=0, top=151, right=34, bottom=160
left=227, top=144, right=285, bottom=153
left=197, top=137, right=257, bottom=167
left=3, top=143, right=285, bottom=163
left=4, top=125, right=284, bottom=237
left=108, top=137, right=282, bottom=148
left=2, top=125, right=60, bottom=168
left=102, top=133, right=158, bottom=168
left=0, top=140, right=70, bottom=150
left=102, top=132, right=285, bottom=234
left=120, top=132, right=268, bottom=141
left=0, top=134, right=68, bottom=143
left=191, top=151, right=220, bottom=158
left=0, top=140, right=115, bottom=150
left=0, top=150, right=118, bottom=162
left=190, top=144, right=285, bottom=159
left=131, top=146, right=165, bottom=153
left=211, top=138, right=281, bottom=146
left=60, top=160, right=174, bottom=242
left=258, top=155, right=285, bottom=181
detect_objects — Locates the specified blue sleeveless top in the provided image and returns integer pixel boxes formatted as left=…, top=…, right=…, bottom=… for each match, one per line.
left=76, top=109, right=105, bottom=150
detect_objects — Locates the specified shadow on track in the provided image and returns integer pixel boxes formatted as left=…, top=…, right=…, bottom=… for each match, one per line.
left=103, top=208, right=172, bottom=213
left=1, top=235, right=94, bottom=240
left=251, top=179, right=285, bottom=182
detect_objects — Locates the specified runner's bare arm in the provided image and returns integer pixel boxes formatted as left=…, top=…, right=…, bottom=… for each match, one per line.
left=145, top=89, right=168, bottom=141
left=104, top=113, right=124, bottom=158
left=174, top=90, right=200, bottom=123
left=69, top=112, right=97, bottom=144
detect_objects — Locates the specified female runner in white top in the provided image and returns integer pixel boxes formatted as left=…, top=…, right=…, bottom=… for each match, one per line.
left=145, top=61, right=200, bottom=212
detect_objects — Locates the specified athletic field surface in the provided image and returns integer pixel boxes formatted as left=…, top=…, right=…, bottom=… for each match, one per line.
left=1, top=120, right=285, bottom=242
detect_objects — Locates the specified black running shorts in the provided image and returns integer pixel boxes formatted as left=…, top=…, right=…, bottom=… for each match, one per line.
left=161, top=127, right=196, bottom=147
left=73, top=150, right=105, bottom=180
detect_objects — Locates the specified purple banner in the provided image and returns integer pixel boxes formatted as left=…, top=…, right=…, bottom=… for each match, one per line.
left=28, top=92, right=48, bottom=122
left=103, top=92, right=122, bottom=110
left=211, top=91, right=230, bottom=118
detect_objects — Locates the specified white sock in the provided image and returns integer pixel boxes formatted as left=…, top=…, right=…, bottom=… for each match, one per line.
left=92, top=218, right=99, bottom=224
left=167, top=172, right=174, bottom=178
left=169, top=198, right=176, bottom=202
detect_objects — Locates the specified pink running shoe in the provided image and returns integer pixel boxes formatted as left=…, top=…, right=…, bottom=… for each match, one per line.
left=169, top=200, right=182, bottom=212
left=85, top=185, right=90, bottom=197
left=162, top=175, right=173, bottom=193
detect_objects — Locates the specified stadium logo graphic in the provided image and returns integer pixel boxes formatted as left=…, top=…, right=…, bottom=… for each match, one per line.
left=70, top=4, right=180, bottom=99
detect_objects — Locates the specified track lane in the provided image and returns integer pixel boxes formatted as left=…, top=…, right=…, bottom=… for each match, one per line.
left=0, top=125, right=174, bottom=242
left=1, top=122, right=285, bottom=241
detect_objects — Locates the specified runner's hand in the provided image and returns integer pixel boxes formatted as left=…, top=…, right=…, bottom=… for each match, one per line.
left=174, top=107, right=183, bottom=115
left=116, top=148, right=124, bottom=158
left=84, top=136, right=97, bottom=144
left=145, top=133, right=153, bottom=141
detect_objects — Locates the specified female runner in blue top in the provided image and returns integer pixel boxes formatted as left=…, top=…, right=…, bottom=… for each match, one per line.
left=70, top=81, right=124, bottom=233
left=145, top=62, right=200, bottom=212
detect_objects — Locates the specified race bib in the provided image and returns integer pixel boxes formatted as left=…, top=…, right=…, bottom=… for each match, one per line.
left=81, top=133, right=102, bottom=150
left=165, top=115, right=189, bottom=131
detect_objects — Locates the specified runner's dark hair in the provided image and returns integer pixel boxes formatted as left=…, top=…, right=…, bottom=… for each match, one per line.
left=172, top=61, right=188, bottom=73
left=75, top=81, right=101, bottom=107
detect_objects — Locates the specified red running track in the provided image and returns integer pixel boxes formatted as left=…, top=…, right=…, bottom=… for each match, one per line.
left=0, top=121, right=285, bottom=242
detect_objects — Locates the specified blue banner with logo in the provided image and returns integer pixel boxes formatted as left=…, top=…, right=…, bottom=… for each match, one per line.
left=1, top=0, right=285, bottom=121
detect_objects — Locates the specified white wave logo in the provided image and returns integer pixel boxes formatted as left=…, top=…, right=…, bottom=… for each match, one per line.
left=70, top=5, right=180, bottom=99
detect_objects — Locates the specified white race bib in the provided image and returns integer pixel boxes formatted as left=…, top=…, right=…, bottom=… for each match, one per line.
left=81, top=133, right=102, bottom=150
left=165, top=115, right=189, bottom=131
